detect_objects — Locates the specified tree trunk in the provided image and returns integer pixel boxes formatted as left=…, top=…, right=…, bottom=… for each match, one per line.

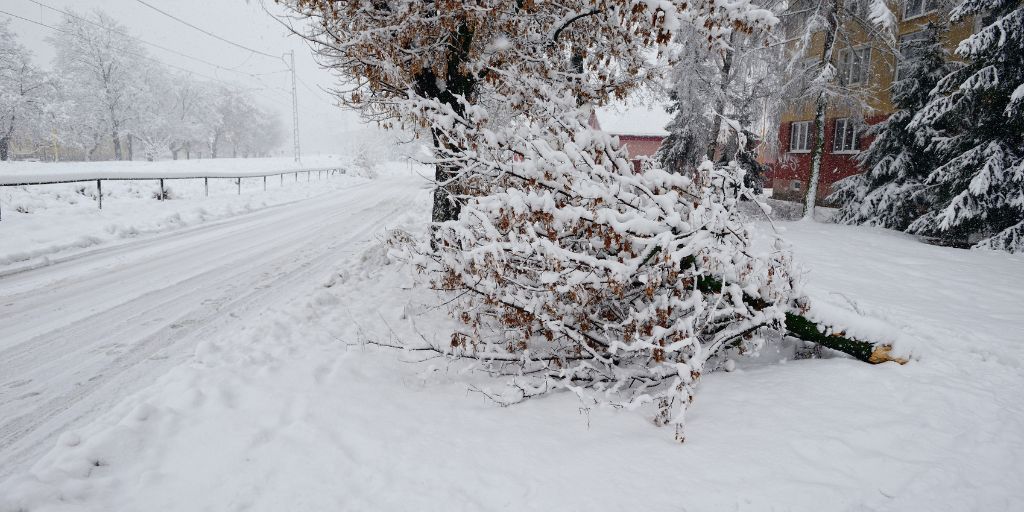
left=707, top=35, right=736, bottom=161
left=784, top=313, right=905, bottom=364
left=87, top=139, right=101, bottom=162
left=429, top=130, right=464, bottom=224
left=112, top=123, right=122, bottom=161
left=126, top=135, right=134, bottom=161
left=691, top=258, right=901, bottom=364
left=802, top=0, right=842, bottom=220
left=0, top=136, right=10, bottom=161
left=415, top=19, right=476, bottom=225
left=803, top=96, right=828, bottom=218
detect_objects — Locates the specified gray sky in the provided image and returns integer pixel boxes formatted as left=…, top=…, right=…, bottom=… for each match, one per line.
left=2, top=0, right=366, bottom=157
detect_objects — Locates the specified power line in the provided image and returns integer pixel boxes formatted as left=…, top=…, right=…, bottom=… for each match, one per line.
left=132, top=0, right=280, bottom=60
left=0, top=8, right=290, bottom=106
left=3, top=4, right=321, bottom=160
left=296, top=76, right=338, bottom=108
left=22, top=0, right=290, bottom=80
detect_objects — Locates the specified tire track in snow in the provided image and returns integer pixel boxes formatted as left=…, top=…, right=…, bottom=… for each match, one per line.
left=0, top=177, right=418, bottom=479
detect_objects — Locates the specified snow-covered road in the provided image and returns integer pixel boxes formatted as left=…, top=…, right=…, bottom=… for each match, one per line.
left=0, top=176, right=417, bottom=479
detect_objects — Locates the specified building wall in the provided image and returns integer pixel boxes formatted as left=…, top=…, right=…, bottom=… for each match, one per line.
left=617, top=135, right=663, bottom=172
left=771, top=6, right=977, bottom=203
left=780, top=11, right=975, bottom=123
left=772, top=114, right=887, bottom=204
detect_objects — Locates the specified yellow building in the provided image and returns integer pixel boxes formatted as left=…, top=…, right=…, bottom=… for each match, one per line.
left=770, top=1, right=976, bottom=203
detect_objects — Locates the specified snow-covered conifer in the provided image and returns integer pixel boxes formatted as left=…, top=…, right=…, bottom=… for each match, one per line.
left=657, top=42, right=715, bottom=174
left=908, top=0, right=1024, bottom=252
left=830, top=24, right=953, bottom=230
left=657, top=18, right=781, bottom=183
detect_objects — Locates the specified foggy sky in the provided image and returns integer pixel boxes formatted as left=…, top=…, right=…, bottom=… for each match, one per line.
left=3, top=0, right=365, bottom=157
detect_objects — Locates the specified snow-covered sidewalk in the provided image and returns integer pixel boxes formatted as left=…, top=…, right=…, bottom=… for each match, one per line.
left=1, top=186, right=1022, bottom=511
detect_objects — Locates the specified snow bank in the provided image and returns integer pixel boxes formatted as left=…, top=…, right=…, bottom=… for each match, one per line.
left=0, top=156, right=350, bottom=185
left=0, top=157, right=378, bottom=271
left=2, top=195, right=1023, bottom=511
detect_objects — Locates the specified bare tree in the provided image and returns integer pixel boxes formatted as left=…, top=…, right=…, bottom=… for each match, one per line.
left=51, top=10, right=147, bottom=161
left=778, top=0, right=897, bottom=218
left=0, top=20, right=56, bottom=160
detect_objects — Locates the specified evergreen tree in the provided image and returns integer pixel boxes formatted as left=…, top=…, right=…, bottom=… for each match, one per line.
left=657, top=19, right=781, bottom=181
left=909, top=0, right=1024, bottom=252
left=656, top=42, right=714, bottom=174
left=830, top=24, right=952, bottom=229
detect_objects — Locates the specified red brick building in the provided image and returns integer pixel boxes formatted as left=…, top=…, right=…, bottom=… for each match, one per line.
left=771, top=114, right=886, bottom=203
left=591, top=107, right=670, bottom=172
left=768, top=8, right=976, bottom=205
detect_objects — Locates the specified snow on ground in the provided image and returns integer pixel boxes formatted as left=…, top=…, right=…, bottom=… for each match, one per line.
left=1, top=183, right=1022, bottom=511
left=0, top=156, right=374, bottom=270
left=0, top=155, right=350, bottom=185
left=0, top=161, right=412, bottom=481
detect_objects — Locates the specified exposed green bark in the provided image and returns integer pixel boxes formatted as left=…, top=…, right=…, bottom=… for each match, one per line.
left=685, top=255, right=902, bottom=364
left=786, top=312, right=871, bottom=362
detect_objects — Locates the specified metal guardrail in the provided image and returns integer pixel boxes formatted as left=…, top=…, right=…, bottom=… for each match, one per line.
left=0, top=166, right=346, bottom=221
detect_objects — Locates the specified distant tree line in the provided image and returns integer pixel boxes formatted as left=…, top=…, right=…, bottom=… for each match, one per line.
left=0, top=11, right=285, bottom=162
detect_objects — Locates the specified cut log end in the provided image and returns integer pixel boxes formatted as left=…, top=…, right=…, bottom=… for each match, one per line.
left=868, top=344, right=908, bottom=365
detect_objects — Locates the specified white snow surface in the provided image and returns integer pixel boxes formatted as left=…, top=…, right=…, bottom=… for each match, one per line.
left=594, top=104, right=673, bottom=136
left=0, top=157, right=370, bottom=270
left=0, top=156, right=350, bottom=185
left=1, top=178, right=1023, bottom=511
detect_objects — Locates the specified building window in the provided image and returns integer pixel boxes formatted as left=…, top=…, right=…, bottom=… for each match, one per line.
left=838, top=47, right=872, bottom=86
left=791, top=180, right=802, bottom=191
left=895, top=30, right=929, bottom=82
left=904, top=0, right=940, bottom=19
left=833, top=118, right=860, bottom=153
left=790, top=121, right=812, bottom=152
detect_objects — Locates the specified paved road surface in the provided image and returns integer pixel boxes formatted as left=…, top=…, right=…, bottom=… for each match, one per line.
left=0, top=176, right=417, bottom=479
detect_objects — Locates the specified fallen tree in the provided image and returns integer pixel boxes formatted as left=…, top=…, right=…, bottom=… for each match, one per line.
left=689, top=260, right=907, bottom=365
left=784, top=312, right=906, bottom=365
left=285, top=0, right=903, bottom=441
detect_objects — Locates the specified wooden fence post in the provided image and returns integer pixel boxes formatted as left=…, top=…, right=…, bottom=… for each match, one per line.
left=263, top=175, right=267, bottom=191
left=97, top=180, right=103, bottom=210
left=237, top=178, right=241, bottom=195
left=204, top=177, right=209, bottom=197
left=160, top=179, right=165, bottom=201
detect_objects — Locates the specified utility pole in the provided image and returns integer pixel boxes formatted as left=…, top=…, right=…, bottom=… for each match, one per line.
left=287, top=50, right=301, bottom=164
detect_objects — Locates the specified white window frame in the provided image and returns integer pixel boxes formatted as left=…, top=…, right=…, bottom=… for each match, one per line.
left=832, top=118, right=860, bottom=154
left=837, top=47, right=872, bottom=86
left=904, top=0, right=940, bottom=20
left=789, top=121, right=812, bottom=153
